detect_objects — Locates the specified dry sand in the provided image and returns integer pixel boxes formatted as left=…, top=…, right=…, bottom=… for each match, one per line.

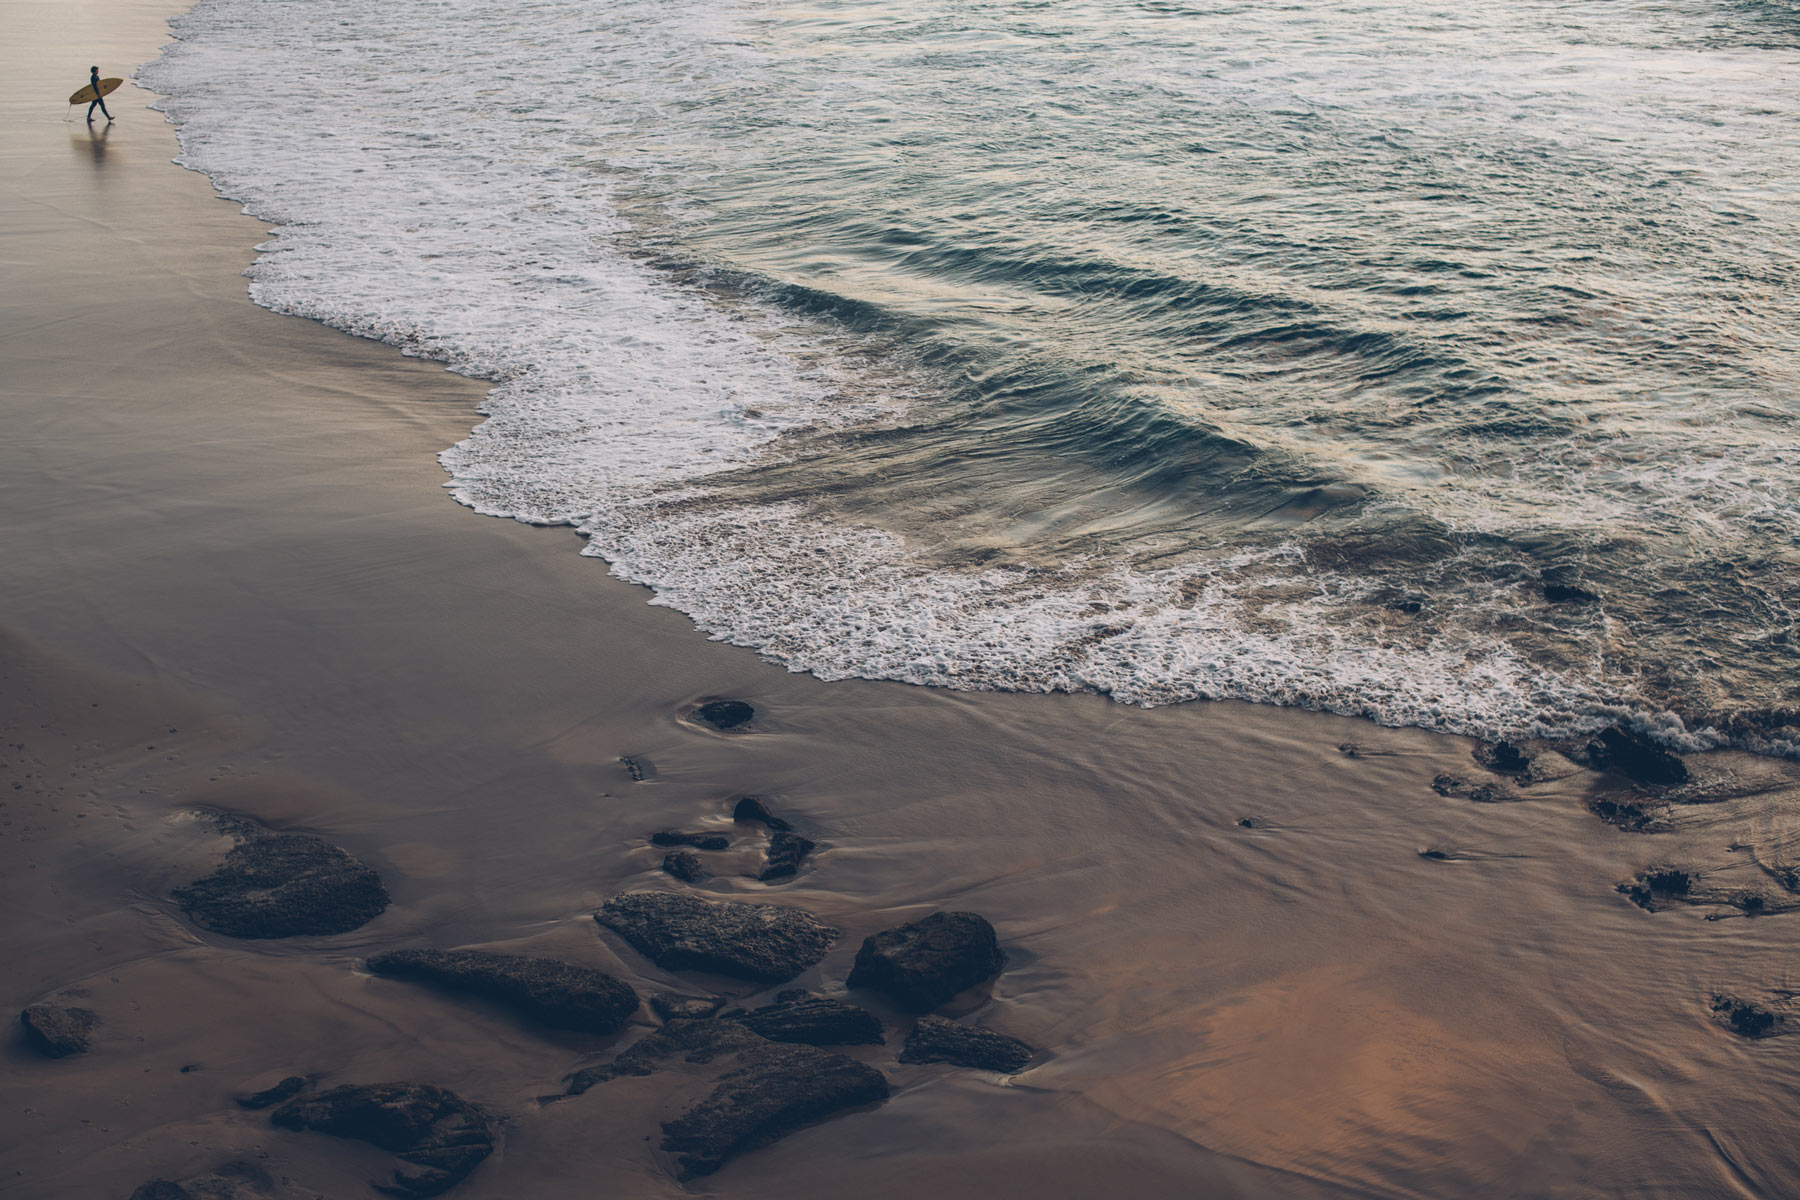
left=7, top=2, right=1800, bottom=1197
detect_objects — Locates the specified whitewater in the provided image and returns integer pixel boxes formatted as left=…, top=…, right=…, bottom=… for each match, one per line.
left=140, top=0, right=1800, bottom=752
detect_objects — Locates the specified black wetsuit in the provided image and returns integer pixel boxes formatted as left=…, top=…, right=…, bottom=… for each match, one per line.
left=87, top=69, right=112, bottom=121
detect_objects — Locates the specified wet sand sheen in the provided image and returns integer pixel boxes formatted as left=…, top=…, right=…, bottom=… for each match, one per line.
left=5, top=1, right=1800, bottom=1197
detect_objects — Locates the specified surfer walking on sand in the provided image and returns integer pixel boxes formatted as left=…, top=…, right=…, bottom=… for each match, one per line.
left=86, top=66, right=113, bottom=123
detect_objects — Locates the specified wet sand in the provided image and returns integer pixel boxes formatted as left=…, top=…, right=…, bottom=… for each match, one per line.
left=7, top=1, right=1800, bottom=1197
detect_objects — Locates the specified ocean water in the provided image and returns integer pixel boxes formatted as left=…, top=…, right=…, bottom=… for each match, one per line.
left=141, top=0, right=1800, bottom=752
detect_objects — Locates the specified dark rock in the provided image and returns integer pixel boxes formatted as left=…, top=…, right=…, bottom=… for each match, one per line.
left=1431, top=774, right=1468, bottom=797
left=1418, top=847, right=1451, bottom=860
left=1590, top=797, right=1659, bottom=832
left=729, top=991, right=883, bottom=1046
left=1474, top=740, right=1532, bottom=775
left=596, top=892, right=838, bottom=983
left=237, top=1075, right=308, bottom=1110
left=650, top=830, right=730, bottom=851
left=732, top=796, right=791, bottom=832
left=1712, top=994, right=1785, bottom=1039
left=1236, top=817, right=1262, bottom=829
left=1467, top=783, right=1510, bottom=803
left=1544, top=582, right=1599, bottom=604
left=19, top=1002, right=96, bottom=1058
left=662, top=850, right=708, bottom=883
left=651, top=992, right=724, bottom=1021
left=270, top=1082, right=493, bottom=1198
left=128, top=1161, right=273, bottom=1200
left=365, top=949, right=638, bottom=1035
left=565, top=1020, right=887, bottom=1178
left=1587, top=726, right=1690, bottom=786
left=172, top=815, right=389, bottom=939
left=1618, top=866, right=1696, bottom=911
left=898, top=1013, right=1033, bottom=1073
left=620, top=756, right=653, bottom=782
left=758, top=831, right=816, bottom=882
left=692, top=700, right=755, bottom=731
left=846, top=912, right=1006, bottom=1012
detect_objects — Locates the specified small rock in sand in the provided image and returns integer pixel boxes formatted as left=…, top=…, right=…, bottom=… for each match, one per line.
left=1618, top=865, right=1696, bottom=911
left=729, top=990, right=883, bottom=1046
left=758, top=831, right=816, bottom=882
left=596, top=892, right=838, bottom=983
left=1474, top=740, right=1532, bottom=775
left=172, top=814, right=389, bottom=939
left=1712, top=994, right=1785, bottom=1039
left=365, top=948, right=639, bottom=1035
left=237, top=1074, right=308, bottom=1110
left=899, top=1013, right=1033, bottom=1073
left=662, top=850, right=708, bottom=883
left=19, top=1002, right=97, bottom=1058
left=847, top=912, right=1006, bottom=1012
left=271, top=1082, right=493, bottom=1198
left=692, top=700, right=755, bottom=731
left=564, top=1019, right=888, bottom=1179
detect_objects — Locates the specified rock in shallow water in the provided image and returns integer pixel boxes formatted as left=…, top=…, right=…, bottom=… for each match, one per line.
left=172, top=814, right=389, bottom=939
left=128, top=1161, right=273, bottom=1200
left=270, top=1082, right=493, bottom=1198
left=365, top=948, right=639, bottom=1034
left=1712, top=994, right=1785, bottom=1039
left=237, top=1075, right=308, bottom=1110
left=846, top=912, right=1006, bottom=1012
left=565, top=1019, right=888, bottom=1178
left=651, top=992, right=725, bottom=1021
left=692, top=700, right=755, bottom=731
left=19, top=1002, right=97, bottom=1058
left=729, top=991, right=883, bottom=1046
left=651, top=830, right=730, bottom=851
left=1587, top=726, right=1690, bottom=786
left=596, top=892, right=838, bottom=984
left=758, top=831, right=816, bottom=882
left=662, top=850, right=708, bottom=883
left=899, top=1014, right=1034, bottom=1073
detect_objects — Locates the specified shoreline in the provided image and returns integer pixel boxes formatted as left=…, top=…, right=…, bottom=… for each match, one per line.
left=6, top=2, right=1800, bottom=1198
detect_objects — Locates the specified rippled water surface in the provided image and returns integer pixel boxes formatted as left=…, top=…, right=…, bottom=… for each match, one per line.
left=143, top=0, right=1800, bottom=748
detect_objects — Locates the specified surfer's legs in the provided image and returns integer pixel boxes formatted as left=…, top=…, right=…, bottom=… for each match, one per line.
left=87, top=97, right=111, bottom=122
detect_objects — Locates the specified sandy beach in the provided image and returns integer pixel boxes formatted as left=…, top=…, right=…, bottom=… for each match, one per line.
left=8, top=2, right=1800, bottom=1198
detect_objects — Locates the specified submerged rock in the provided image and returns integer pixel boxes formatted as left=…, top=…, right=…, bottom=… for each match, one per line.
left=237, top=1075, right=308, bottom=1110
left=651, top=992, right=724, bottom=1021
left=172, top=815, right=389, bottom=939
left=758, top=831, right=816, bottom=882
left=662, top=850, right=708, bottom=884
left=692, top=700, right=755, bottom=731
left=1543, top=582, right=1600, bottom=604
left=128, top=1161, right=274, bottom=1200
left=1589, top=797, right=1661, bottom=833
left=270, top=1082, right=493, bottom=1198
left=596, top=892, right=838, bottom=983
left=729, top=991, right=883, bottom=1046
left=1712, top=994, right=1785, bottom=1039
left=19, top=1002, right=97, bottom=1058
left=1587, top=726, right=1690, bottom=786
left=732, top=796, right=791, bottom=832
left=899, top=1014, right=1033, bottom=1073
left=565, top=1019, right=887, bottom=1179
left=365, top=949, right=638, bottom=1035
left=650, top=830, right=730, bottom=851
left=846, top=912, right=1006, bottom=1012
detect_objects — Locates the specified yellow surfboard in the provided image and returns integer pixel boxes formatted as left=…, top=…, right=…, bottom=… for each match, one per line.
left=69, top=78, right=123, bottom=106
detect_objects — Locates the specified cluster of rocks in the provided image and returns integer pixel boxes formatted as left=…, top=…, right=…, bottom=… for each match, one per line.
left=40, top=698, right=1038, bottom=1194
left=577, top=895, right=1032, bottom=1177
left=651, top=794, right=817, bottom=885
